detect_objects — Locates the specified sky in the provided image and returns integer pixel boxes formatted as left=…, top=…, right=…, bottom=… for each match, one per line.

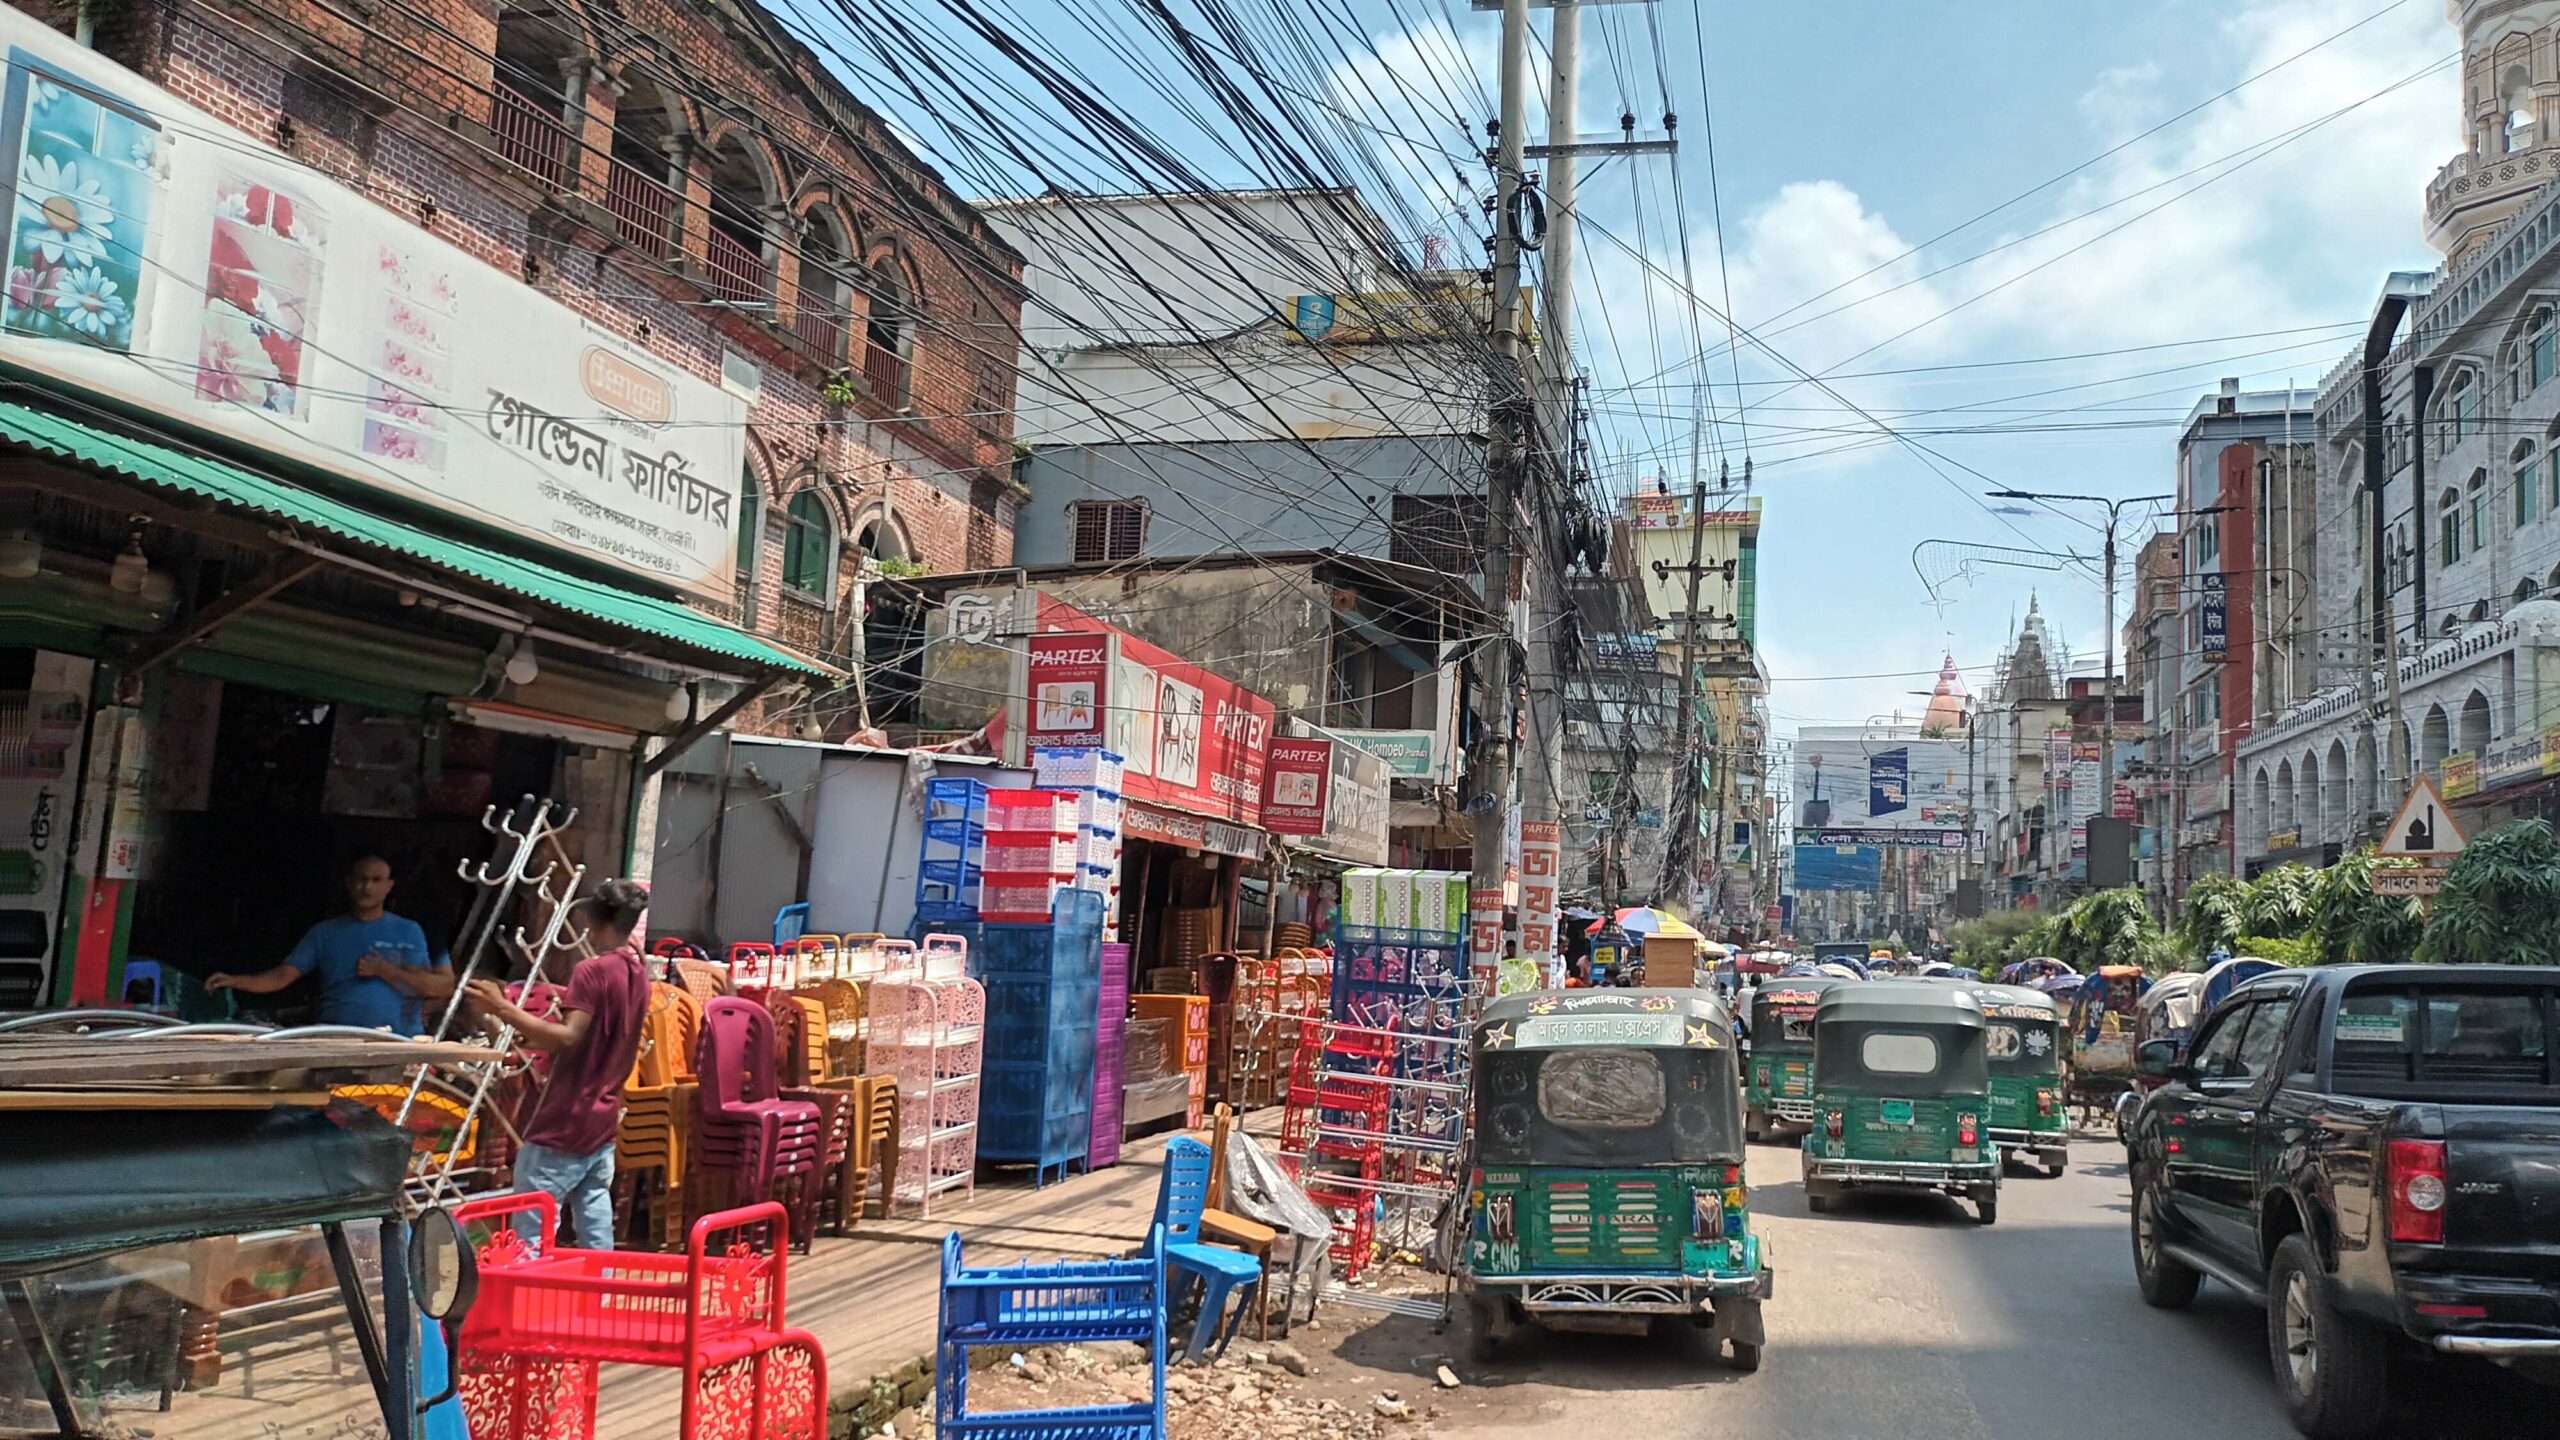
left=786, top=0, right=2460, bottom=769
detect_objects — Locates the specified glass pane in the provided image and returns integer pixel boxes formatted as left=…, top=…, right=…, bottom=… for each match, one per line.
left=0, top=1228, right=389, bottom=1440
left=1536, top=1049, right=1664, bottom=1128
left=1859, top=1032, right=1938, bottom=1075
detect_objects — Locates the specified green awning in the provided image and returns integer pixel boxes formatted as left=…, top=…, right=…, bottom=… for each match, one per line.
left=0, top=399, right=824, bottom=675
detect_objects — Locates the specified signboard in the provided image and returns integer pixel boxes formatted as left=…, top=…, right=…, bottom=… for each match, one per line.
left=1313, top=729, right=1392, bottom=868
left=1868, top=748, right=1909, bottom=816
left=1594, top=632, right=1659, bottom=666
left=2441, top=751, right=2479, bottom=801
left=1469, top=886, right=1505, bottom=986
left=0, top=21, right=746, bottom=598
left=2070, top=741, right=2101, bottom=850
left=1630, top=492, right=1684, bottom=529
left=2378, top=777, right=2466, bottom=859
left=1514, top=1014, right=1684, bottom=1049
left=2200, top=573, right=2229, bottom=663
left=2371, top=868, right=2447, bottom=898
left=1259, top=735, right=1332, bottom=836
left=1334, top=727, right=1440, bottom=780
left=1802, top=827, right=1976, bottom=851
left=2113, top=781, right=2136, bottom=820
left=1519, top=819, right=1561, bottom=966
left=1014, top=596, right=1276, bottom=826
left=1122, top=803, right=1264, bottom=860
left=2482, top=729, right=2551, bottom=790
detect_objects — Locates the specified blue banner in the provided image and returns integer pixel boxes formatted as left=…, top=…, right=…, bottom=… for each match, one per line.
left=1793, top=843, right=1884, bottom=891
left=1869, top=748, right=1909, bottom=816
left=2201, top=573, right=2228, bottom=663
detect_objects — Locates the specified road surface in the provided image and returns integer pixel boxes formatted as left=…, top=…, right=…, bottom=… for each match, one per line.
left=1356, top=1136, right=2547, bottom=1439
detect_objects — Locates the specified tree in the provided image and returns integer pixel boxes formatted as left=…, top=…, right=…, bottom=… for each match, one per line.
left=2050, top=887, right=2171, bottom=974
left=2242, top=864, right=2319, bottom=940
left=2306, top=847, right=2425, bottom=966
left=1948, top=909, right=2046, bottom=975
left=2178, top=874, right=2248, bottom=960
left=2419, top=820, right=2560, bottom=966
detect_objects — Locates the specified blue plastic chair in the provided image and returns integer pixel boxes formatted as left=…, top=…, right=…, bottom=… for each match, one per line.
left=1152, top=1136, right=1262, bottom=1362
left=119, top=959, right=163, bottom=1011
left=773, top=903, right=811, bottom=946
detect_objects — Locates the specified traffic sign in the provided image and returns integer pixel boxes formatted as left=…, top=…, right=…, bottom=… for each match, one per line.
left=2378, top=777, right=2466, bottom=859
left=2370, top=868, right=2447, bottom=898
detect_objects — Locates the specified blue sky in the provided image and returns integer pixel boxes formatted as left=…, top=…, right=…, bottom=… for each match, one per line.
left=790, top=0, right=2457, bottom=755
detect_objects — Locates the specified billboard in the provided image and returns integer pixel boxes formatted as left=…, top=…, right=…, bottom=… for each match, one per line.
left=1260, top=735, right=1332, bottom=836
left=1791, top=726, right=1970, bottom=849
left=0, top=19, right=746, bottom=599
left=1793, top=844, right=1884, bottom=891
left=2200, top=573, right=2228, bottom=663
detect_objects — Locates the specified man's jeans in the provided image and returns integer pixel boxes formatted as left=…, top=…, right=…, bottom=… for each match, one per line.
left=513, top=1141, right=616, bottom=1251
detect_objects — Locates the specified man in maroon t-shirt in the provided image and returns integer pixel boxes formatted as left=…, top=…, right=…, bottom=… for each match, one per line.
left=464, top=878, right=654, bottom=1250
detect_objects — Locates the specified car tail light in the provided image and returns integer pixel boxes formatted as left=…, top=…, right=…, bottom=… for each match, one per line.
left=1824, top=1111, right=1844, bottom=1139
left=1958, top=1114, right=1979, bottom=1147
left=2036, top=1089, right=2056, bottom=1117
left=2387, top=1138, right=2448, bottom=1245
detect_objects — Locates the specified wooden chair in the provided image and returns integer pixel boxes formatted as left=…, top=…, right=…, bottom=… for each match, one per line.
left=1199, top=1103, right=1278, bottom=1340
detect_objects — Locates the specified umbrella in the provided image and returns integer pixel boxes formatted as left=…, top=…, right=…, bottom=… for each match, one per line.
left=1560, top=905, right=1605, bottom=922
left=1612, top=906, right=1700, bottom=939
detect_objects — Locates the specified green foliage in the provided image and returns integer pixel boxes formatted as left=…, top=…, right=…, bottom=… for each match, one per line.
left=2306, top=847, right=2425, bottom=966
left=873, top=555, right=930, bottom=579
left=2242, top=865, right=2319, bottom=940
left=2049, top=888, right=2167, bottom=974
left=1948, top=909, right=2047, bottom=975
left=2233, top=934, right=2312, bottom=967
left=2418, top=820, right=2560, bottom=966
left=2177, top=874, right=2248, bottom=960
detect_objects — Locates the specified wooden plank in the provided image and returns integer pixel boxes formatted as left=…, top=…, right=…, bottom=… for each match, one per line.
left=0, top=1087, right=331, bottom=1109
left=0, top=1036, right=491, bottom=1087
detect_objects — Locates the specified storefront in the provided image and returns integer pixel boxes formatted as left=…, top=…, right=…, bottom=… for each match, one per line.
left=0, top=29, right=820, bottom=1011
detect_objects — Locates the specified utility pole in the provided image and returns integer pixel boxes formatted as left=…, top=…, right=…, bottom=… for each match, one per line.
left=1540, top=0, right=1581, bottom=357
left=1470, top=0, right=1531, bottom=926
left=1659, top=473, right=1712, bottom=909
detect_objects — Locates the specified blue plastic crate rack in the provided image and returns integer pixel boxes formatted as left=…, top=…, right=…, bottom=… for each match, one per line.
left=936, top=1229, right=1164, bottom=1440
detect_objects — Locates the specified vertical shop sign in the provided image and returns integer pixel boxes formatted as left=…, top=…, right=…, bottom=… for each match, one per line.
left=1469, top=886, right=1505, bottom=991
left=2200, top=574, right=2229, bottom=663
left=1520, top=819, right=1561, bottom=982
left=1260, top=735, right=1332, bottom=836
left=1868, top=748, right=1909, bottom=816
left=2070, top=741, right=2101, bottom=850
left=1024, top=632, right=1110, bottom=748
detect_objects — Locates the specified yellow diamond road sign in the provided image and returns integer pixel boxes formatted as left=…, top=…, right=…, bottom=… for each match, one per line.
left=2378, top=776, right=2466, bottom=860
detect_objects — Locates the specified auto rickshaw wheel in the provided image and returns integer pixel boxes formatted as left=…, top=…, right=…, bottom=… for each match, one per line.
left=1725, top=1340, right=1763, bottom=1373
left=1466, top=1296, right=1518, bottom=1362
left=1974, top=1191, right=1999, bottom=1226
left=1744, top=1107, right=1767, bottom=1143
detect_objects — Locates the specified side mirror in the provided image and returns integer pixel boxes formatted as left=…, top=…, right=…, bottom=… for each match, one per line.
left=409, top=1207, right=479, bottom=1415
left=2135, top=1039, right=2183, bottom=1079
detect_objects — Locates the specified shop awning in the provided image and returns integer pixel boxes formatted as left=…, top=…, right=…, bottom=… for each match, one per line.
left=0, top=400, right=825, bottom=675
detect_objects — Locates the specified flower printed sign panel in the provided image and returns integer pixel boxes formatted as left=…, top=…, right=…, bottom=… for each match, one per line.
left=3, top=68, right=156, bottom=351
left=0, top=24, right=744, bottom=600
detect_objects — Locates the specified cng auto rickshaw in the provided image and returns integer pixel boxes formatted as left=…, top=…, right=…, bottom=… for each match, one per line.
left=1799, top=984, right=2002, bottom=1224
left=1461, top=990, right=1773, bottom=1371
left=1964, top=983, right=2069, bottom=1177
left=1743, top=977, right=1836, bottom=1141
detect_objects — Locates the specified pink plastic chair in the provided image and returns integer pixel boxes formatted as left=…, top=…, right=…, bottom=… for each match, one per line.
left=692, top=998, right=823, bottom=1210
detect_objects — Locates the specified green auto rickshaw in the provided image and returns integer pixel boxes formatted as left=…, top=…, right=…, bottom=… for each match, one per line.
left=1461, top=989, right=1772, bottom=1371
left=1743, top=977, right=1836, bottom=1141
left=1967, top=982, right=2069, bottom=1178
left=1799, top=983, right=2001, bottom=1225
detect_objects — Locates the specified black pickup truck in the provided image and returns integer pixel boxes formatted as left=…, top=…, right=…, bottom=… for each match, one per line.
left=2124, top=964, right=2560, bottom=1438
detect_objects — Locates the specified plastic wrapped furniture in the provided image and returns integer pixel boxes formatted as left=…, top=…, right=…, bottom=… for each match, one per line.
left=935, top=1224, right=1165, bottom=1440
left=1152, top=1137, right=1264, bottom=1362
left=454, top=1193, right=825, bottom=1440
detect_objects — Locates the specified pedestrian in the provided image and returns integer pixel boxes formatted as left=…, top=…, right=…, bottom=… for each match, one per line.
left=464, top=878, right=653, bottom=1251
left=207, top=854, right=445, bottom=1033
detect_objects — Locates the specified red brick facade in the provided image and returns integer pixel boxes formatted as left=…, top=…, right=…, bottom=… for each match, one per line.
left=20, top=0, right=1022, bottom=725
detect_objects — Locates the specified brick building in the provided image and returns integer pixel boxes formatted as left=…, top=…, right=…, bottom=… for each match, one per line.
left=27, top=0, right=1026, bottom=725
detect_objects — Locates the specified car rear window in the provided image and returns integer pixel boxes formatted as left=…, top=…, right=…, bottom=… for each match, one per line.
left=1861, top=1032, right=1939, bottom=1075
left=1537, top=1049, right=1665, bottom=1128
left=2330, top=983, right=2559, bottom=1096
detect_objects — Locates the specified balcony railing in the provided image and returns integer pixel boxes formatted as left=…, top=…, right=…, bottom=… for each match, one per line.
left=703, top=223, right=767, bottom=308
left=491, top=82, right=570, bottom=190
left=864, top=341, right=908, bottom=405
left=794, top=306, right=845, bottom=364
left=605, top=159, right=674, bottom=260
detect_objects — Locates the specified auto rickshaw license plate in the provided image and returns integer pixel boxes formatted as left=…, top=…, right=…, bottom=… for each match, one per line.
left=1879, top=1099, right=1915, bottom=1125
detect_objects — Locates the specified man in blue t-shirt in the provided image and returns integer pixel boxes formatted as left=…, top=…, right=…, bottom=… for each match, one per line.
left=209, top=854, right=447, bottom=1034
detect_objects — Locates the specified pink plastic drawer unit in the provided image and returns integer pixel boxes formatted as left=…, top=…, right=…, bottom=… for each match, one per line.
left=984, top=834, right=1078, bottom=873
left=984, top=790, right=1079, bottom=834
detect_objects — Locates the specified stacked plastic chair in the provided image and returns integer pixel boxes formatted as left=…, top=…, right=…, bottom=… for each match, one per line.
left=768, top=990, right=856, bottom=1248
left=617, top=982, right=701, bottom=1251
left=801, top=978, right=866, bottom=1076
left=689, top=998, right=825, bottom=1234
left=454, top=1193, right=824, bottom=1440
left=671, top=958, right=731, bottom=1007
left=935, top=1225, right=1165, bottom=1440
left=727, top=941, right=793, bottom=993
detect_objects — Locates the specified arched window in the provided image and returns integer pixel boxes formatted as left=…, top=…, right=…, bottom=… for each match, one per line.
left=2532, top=307, right=2556, bottom=390
left=491, top=7, right=582, bottom=189
left=2440, top=487, right=2462, bottom=567
left=2422, top=705, right=2450, bottom=768
left=2460, top=689, right=2492, bottom=754
left=2519, top=578, right=2543, bottom=605
left=2506, top=66, right=2536, bottom=153
left=2517, top=443, right=2541, bottom=528
left=863, top=260, right=913, bottom=405
left=2469, top=470, right=2490, bottom=554
left=702, top=137, right=773, bottom=309
left=782, top=489, right=835, bottom=595
left=2447, top=371, right=2479, bottom=447
left=794, top=211, right=853, bottom=363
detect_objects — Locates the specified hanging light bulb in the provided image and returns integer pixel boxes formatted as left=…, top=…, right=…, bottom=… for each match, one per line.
left=796, top=714, right=825, bottom=742
left=665, top=684, right=693, bottom=723
left=108, top=522, right=148, bottom=594
left=503, top=636, right=541, bottom=687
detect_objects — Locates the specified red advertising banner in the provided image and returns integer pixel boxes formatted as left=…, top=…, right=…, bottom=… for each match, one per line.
left=1260, top=736, right=1333, bottom=836
left=1025, top=632, right=1108, bottom=749
left=1027, top=595, right=1277, bottom=827
left=1519, top=819, right=1561, bottom=964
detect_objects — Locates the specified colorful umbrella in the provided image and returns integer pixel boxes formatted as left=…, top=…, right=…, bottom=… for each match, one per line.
left=1611, top=906, right=1700, bottom=939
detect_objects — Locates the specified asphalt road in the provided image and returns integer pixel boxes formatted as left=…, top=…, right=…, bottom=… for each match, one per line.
left=1397, top=1136, right=2548, bottom=1440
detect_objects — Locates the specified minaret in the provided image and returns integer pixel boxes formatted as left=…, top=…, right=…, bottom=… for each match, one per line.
left=2429, top=4, right=2560, bottom=261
